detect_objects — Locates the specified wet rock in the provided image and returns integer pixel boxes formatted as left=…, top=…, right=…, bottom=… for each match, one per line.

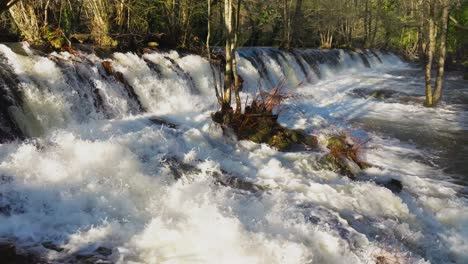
left=162, top=156, right=264, bottom=193
left=149, top=117, right=177, bottom=129
left=162, top=156, right=199, bottom=180
left=319, top=153, right=360, bottom=179
left=100, top=61, right=145, bottom=112
left=75, top=253, right=113, bottom=264
left=42, top=241, right=64, bottom=252
left=377, top=178, right=403, bottom=194
left=0, top=240, right=44, bottom=264
left=95, top=246, right=112, bottom=256
left=1, top=174, right=13, bottom=184
left=350, top=88, right=399, bottom=100
left=213, top=171, right=265, bottom=193
left=0, top=204, right=12, bottom=216
left=101, top=61, right=113, bottom=76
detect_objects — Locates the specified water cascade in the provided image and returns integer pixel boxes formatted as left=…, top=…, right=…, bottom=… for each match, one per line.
left=0, top=42, right=467, bottom=264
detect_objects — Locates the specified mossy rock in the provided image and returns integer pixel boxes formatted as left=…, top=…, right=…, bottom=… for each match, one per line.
left=249, top=127, right=272, bottom=143
left=319, top=153, right=360, bottom=178
left=294, top=130, right=318, bottom=147
left=319, top=153, right=342, bottom=172
left=464, top=72, right=468, bottom=80
left=268, top=131, right=293, bottom=150
left=327, top=136, right=349, bottom=151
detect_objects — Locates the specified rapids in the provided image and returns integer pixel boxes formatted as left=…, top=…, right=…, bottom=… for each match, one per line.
left=0, top=42, right=467, bottom=263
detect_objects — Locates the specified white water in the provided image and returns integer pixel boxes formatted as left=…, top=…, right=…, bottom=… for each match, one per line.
left=0, top=43, right=467, bottom=263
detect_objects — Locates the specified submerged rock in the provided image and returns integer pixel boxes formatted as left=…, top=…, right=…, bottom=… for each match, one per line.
left=322, top=134, right=372, bottom=178
left=350, top=88, right=400, bottom=100
left=162, top=156, right=265, bottom=193
left=95, top=246, right=113, bottom=256
left=42, top=241, right=64, bottom=252
left=149, top=117, right=177, bottom=129
left=376, top=178, right=403, bottom=194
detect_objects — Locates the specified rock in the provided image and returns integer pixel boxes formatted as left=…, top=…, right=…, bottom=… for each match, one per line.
left=147, top=41, right=159, bottom=48
left=0, top=204, right=11, bottom=216
left=162, top=156, right=199, bottom=180
left=101, top=61, right=113, bottom=76
left=149, top=117, right=177, bottom=129
left=75, top=253, right=112, bottom=264
left=0, top=241, right=43, bottom=264
left=162, top=156, right=264, bottom=193
left=42, top=241, right=64, bottom=252
left=335, top=153, right=362, bottom=177
left=95, top=246, right=112, bottom=256
left=464, top=72, right=468, bottom=80
left=377, top=179, right=403, bottom=194
left=213, top=172, right=265, bottom=193
left=322, top=135, right=373, bottom=178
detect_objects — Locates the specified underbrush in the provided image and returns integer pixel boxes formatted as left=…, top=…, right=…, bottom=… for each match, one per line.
left=212, top=81, right=318, bottom=151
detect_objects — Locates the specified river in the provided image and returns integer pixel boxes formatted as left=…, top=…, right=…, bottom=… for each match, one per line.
left=0, top=43, right=467, bottom=263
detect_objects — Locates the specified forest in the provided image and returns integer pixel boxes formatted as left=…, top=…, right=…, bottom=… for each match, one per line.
left=0, top=1, right=466, bottom=61
left=1, top=1, right=468, bottom=264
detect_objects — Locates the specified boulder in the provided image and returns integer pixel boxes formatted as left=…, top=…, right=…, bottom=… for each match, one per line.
left=376, top=178, right=403, bottom=194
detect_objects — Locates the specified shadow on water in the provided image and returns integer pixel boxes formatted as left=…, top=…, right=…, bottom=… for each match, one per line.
left=351, top=71, right=468, bottom=186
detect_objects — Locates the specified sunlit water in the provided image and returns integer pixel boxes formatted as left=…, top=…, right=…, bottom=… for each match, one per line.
left=0, top=43, right=467, bottom=263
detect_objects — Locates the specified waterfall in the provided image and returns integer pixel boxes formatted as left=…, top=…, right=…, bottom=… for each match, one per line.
left=1, top=43, right=468, bottom=264
left=0, top=43, right=403, bottom=142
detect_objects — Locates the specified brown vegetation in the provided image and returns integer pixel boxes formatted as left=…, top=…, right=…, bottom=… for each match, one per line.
left=212, top=82, right=318, bottom=151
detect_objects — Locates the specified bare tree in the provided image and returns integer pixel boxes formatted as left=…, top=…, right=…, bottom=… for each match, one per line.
left=8, top=0, right=42, bottom=44
left=83, top=0, right=117, bottom=46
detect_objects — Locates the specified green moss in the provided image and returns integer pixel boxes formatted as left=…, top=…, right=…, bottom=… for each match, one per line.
left=327, top=136, right=348, bottom=150
left=248, top=126, right=271, bottom=143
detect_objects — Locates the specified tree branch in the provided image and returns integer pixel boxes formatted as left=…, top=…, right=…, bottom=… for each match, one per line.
left=0, top=0, right=21, bottom=13
left=450, top=15, right=468, bottom=31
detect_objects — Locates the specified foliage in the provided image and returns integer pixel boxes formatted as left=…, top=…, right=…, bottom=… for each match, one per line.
left=0, top=0, right=465, bottom=68
left=212, top=81, right=317, bottom=151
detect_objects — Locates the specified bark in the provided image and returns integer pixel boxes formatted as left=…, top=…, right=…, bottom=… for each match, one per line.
left=233, top=0, right=242, bottom=113
left=207, top=0, right=221, bottom=104
left=433, top=0, right=450, bottom=105
left=291, top=0, right=303, bottom=46
left=180, top=0, right=193, bottom=48
left=281, top=0, right=291, bottom=49
left=223, top=0, right=233, bottom=109
left=424, top=0, right=436, bottom=107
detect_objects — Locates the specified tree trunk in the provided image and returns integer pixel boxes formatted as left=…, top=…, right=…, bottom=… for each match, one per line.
left=207, top=0, right=221, bottom=104
left=291, top=0, right=303, bottom=46
left=433, top=0, right=450, bottom=105
left=233, top=0, right=242, bottom=113
left=424, top=0, right=436, bottom=107
left=281, top=0, right=291, bottom=49
left=223, top=0, right=234, bottom=109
